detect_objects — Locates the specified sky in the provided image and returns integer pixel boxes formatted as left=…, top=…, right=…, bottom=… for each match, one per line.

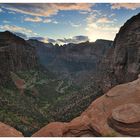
left=0, top=3, right=140, bottom=44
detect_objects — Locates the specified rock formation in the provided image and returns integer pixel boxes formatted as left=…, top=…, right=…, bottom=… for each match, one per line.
left=28, top=39, right=113, bottom=79
left=113, top=13, right=140, bottom=83
left=108, top=103, right=140, bottom=136
left=0, top=122, right=23, bottom=137
left=0, top=31, right=37, bottom=85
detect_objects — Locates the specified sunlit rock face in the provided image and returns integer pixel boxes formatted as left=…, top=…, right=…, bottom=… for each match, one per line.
left=113, top=13, right=140, bottom=83
left=108, top=103, right=140, bottom=136
left=0, top=122, right=23, bottom=137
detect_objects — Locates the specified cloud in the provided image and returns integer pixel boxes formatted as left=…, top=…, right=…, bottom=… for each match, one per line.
left=73, top=36, right=89, bottom=42
left=0, top=8, right=2, bottom=12
left=96, top=17, right=113, bottom=24
left=70, top=21, right=81, bottom=28
left=1, top=3, right=93, bottom=17
left=43, top=19, right=59, bottom=24
left=24, top=16, right=57, bottom=24
left=0, top=24, right=37, bottom=36
left=30, top=35, right=89, bottom=44
left=43, top=18, right=52, bottom=23
left=111, top=3, right=140, bottom=10
left=30, top=37, right=56, bottom=44
left=8, top=11, right=15, bottom=14
left=57, top=35, right=89, bottom=44
left=24, top=16, right=42, bottom=22
left=14, top=32, right=28, bottom=39
left=53, top=21, right=58, bottom=24
left=85, top=13, right=119, bottom=41
left=3, top=20, right=10, bottom=23
left=47, top=38, right=56, bottom=44
left=30, top=37, right=46, bottom=42
left=79, top=11, right=89, bottom=15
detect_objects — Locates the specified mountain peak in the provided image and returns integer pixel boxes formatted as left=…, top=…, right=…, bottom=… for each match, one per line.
left=0, top=30, right=27, bottom=46
left=0, top=30, right=14, bottom=37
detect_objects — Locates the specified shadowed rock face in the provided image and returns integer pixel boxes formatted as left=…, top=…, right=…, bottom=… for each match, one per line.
left=28, top=39, right=113, bottom=77
left=0, top=122, right=23, bottom=137
left=0, top=31, right=37, bottom=85
left=32, top=76, right=140, bottom=137
left=113, top=13, right=140, bottom=83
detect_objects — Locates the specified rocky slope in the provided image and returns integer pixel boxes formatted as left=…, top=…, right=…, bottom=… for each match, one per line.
left=1, top=75, right=140, bottom=137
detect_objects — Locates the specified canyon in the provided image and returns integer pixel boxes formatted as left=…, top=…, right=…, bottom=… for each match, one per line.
left=0, top=13, right=139, bottom=137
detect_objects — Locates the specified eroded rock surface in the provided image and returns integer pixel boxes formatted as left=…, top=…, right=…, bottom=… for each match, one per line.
left=113, top=13, right=140, bottom=83
left=108, top=103, right=140, bottom=136
left=0, top=122, right=23, bottom=137
left=111, top=104, right=140, bottom=124
left=0, top=31, right=37, bottom=85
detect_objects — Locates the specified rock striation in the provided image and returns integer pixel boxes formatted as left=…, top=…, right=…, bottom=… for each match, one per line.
left=28, top=39, right=113, bottom=76
left=0, top=31, right=37, bottom=85
left=108, top=103, right=140, bottom=136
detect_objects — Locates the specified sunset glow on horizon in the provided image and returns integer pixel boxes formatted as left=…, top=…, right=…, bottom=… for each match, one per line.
left=0, top=3, right=140, bottom=44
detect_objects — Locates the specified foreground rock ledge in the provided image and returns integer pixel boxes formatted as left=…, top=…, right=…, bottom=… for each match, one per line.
left=32, top=76, right=140, bottom=137
left=0, top=122, right=23, bottom=137
left=108, top=103, right=140, bottom=136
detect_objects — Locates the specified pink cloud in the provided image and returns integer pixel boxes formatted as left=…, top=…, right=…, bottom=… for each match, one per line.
left=111, top=3, right=140, bottom=10
left=2, top=3, right=93, bottom=17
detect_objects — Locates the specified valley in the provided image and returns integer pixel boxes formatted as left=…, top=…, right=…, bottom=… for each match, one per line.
left=0, top=12, right=140, bottom=137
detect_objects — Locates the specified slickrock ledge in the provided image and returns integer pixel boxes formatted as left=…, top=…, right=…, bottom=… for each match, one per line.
left=108, top=103, right=140, bottom=136
left=32, top=75, right=140, bottom=137
left=0, top=122, right=23, bottom=137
